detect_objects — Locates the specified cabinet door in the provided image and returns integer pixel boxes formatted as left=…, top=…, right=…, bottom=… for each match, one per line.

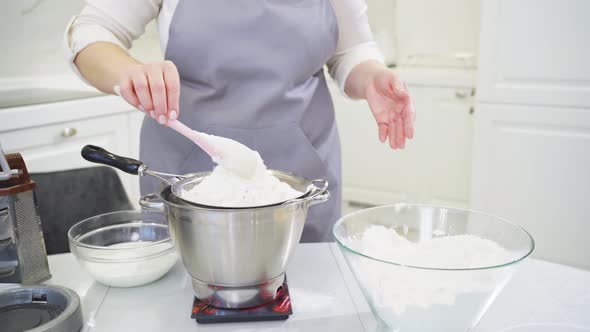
left=471, top=103, right=590, bottom=269
left=426, top=89, right=474, bottom=208
left=478, top=0, right=590, bottom=107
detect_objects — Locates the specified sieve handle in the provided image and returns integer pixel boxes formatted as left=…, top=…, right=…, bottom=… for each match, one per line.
left=307, top=179, right=330, bottom=207
left=282, top=179, right=330, bottom=207
left=139, top=193, right=165, bottom=212
left=81, top=145, right=143, bottom=175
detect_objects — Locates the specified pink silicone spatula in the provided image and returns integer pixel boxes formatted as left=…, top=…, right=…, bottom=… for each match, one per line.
left=113, top=85, right=260, bottom=178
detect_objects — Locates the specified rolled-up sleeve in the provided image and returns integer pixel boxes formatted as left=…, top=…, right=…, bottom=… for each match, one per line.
left=327, top=0, right=385, bottom=96
left=64, top=0, right=161, bottom=80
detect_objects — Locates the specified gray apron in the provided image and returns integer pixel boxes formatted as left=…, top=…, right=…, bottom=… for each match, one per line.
left=139, top=0, right=342, bottom=242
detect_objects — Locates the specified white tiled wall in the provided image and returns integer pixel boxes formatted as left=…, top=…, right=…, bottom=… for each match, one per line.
left=0, top=0, right=162, bottom=79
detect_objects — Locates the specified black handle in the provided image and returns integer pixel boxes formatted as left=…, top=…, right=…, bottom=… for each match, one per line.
left=81, top=145, right=143, bottom=175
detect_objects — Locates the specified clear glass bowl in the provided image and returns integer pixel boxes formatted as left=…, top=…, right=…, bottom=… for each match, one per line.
left=333, top=204, right=534, bottom=332
left=68, top=210, right=177, bottom=287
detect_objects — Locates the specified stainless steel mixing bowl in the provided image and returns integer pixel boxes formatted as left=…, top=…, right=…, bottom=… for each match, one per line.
left=140, top=170, right=329, bottom=309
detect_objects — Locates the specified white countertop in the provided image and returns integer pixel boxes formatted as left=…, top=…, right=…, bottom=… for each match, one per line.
left=2, top=243, right=588, bottom=331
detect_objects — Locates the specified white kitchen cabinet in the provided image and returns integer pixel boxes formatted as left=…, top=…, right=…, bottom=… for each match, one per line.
left=471, top=104, right=590, bottom=269
left=426, top=90, right=475, bottom=207
left=393, top=0, right=480, bottom=68
left=1, top=114, right=129, bottom=172
left=473, top=0, right=590, bottom=269
left=0, top=93, right=142, bottom=207
left=477, top=0, right=590, bottom=107
left=330, top=69, right=476, bottom=212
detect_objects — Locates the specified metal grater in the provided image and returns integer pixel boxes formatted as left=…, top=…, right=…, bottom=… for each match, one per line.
left=0, top=143, right=51, bottom=284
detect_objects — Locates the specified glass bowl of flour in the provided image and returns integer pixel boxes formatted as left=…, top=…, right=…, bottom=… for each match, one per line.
left=68, top=210, right=177, bottom=287
left=333, top=204, right=534, bottom=332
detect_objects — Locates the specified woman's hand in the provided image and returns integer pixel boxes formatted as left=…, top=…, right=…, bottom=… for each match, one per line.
left=345, top=60, right=415, bottom=150
left=365, top=69, right=414, bottom=149
left=117, top=60, right=180, bottom=124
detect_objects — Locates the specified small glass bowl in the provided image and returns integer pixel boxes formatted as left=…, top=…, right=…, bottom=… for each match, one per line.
left=68, top=210, right=177, bottom=287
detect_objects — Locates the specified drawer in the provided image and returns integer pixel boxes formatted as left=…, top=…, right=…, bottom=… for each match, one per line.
left=1, top=114, right=130, bottom=172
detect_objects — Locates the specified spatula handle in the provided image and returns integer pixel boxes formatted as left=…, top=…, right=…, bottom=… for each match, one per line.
left=166, top=120, right=218, bottom=158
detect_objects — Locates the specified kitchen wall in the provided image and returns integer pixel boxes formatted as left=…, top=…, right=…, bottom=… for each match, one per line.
left=367, top=0, right=480, bottom=68
left=0, top=0, right=478, bottom=78
left=365, top=0, right=397, bottom=65
left=0, top=0, right=162, bottom=79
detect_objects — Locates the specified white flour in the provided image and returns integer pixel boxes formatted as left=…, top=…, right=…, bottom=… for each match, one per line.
left=355, top=226, right=509, bottom=269
left=181, top=132, right=303, bottom=207
left=347, top=226, right=513, bottom=318
left=181, top=164, right=303, bottom=208
left=79, top=241, right=177, bottom=287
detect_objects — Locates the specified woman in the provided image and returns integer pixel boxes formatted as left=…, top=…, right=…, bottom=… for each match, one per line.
left=65, top=0, right=414, bottom=242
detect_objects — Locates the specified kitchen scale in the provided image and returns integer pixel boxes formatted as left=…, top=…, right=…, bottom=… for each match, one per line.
left=191, top=277, right=292, bottom=324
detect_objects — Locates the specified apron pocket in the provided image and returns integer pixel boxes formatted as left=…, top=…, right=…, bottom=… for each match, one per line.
left=178, top=123, right=328, bottom=181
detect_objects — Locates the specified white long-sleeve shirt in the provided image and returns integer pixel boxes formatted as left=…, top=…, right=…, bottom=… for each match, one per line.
left=65, top=0, right=384, bottom=94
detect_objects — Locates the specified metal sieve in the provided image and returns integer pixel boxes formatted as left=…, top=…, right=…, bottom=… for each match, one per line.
left=81, top=145, right=321, bottom=208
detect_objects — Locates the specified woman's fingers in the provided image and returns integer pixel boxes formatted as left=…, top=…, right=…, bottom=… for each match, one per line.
left=378, top=123, right=389, bottom=143
left=163, top=61, right=180, bottom=120
left=118, top=79, right=141, bottom=112
left=385, top=74, right=410, bottom=149
left=147, top=66, right=167, bottom=124
left=404, top=98, right=415, bottom=139
left=132, top=73, right=154, bottom=117
left=401, top=83, right=415, bottom=139
left=388, top=118, right=398, bottom=149
left=395, top=116, right=405, bottom=148
left=116, top=61, right=181, bottom=123
left=366, top=84, right=390, bottom=144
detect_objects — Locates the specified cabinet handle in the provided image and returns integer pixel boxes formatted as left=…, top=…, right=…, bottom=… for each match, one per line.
left=61, top=127, right=78, bottom=138
left=455, top=90, right=469, bottom=99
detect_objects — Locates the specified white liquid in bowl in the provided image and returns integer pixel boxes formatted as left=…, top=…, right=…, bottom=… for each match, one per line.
left=77, top=242, right=177, bottom=287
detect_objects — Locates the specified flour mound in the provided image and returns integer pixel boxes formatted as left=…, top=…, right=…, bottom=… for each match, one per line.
left=346, top=225, right=513, bottom=317
left=356, top=226, right=509, bottom=269
left=181, top=165, right=302, bottom=207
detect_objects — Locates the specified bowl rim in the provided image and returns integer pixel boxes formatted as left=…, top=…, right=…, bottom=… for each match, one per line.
left=332, top=203, right=535, bottom=271
left=67, top=210, right=173, bottom=251
left=160, top=170, right=317, bottom=211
